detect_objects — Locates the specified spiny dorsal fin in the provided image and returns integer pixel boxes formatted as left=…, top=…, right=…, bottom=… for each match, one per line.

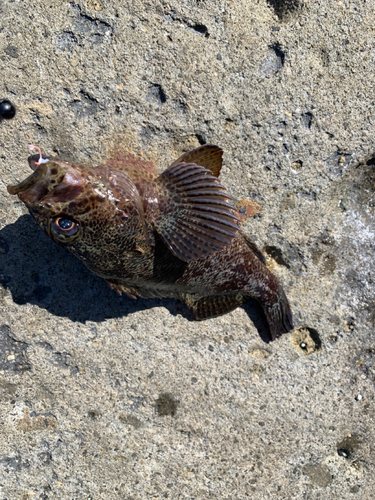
left=171, top=145, right=223, bottom=178
left=154, top=162, right=241, bottom=262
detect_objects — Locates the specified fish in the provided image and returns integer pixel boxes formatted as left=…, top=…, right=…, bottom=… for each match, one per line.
left=7, top=144, right=293, bottom=341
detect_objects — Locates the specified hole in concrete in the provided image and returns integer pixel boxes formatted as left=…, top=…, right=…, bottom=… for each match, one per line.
left=267, top=0, right=302, bottom=20
left=337, top=435, right=361, bottom=458
left=290, top=327, right=321, bottom=355
left=156, top=393, right=179, bottom=416
left=263, top=245, right=289, bottom=268
left=292, top=160, right=303, bottom=170
left=337, top=448, right=350, bottom=458
left=191, top=23, right=209, bottom=37
left=88, top=410, right=101, bottom=420
left=4, top=45, right=19, bottom=58
left=272, top=44, right=285, bottom=65
left=195, top=134, right=206, bottom=145
left=0, top=325, right=31, bottom=373
left=68, top=91, right=99, bottom=119
left=260, top=44, right=285, bottom=75
left=301, top=112, right=313, bottom=129
left=147, top=84, right=167, bottom=104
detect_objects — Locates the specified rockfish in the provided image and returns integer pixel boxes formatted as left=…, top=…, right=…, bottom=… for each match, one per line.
left=7, top=145, right=293, bottom=341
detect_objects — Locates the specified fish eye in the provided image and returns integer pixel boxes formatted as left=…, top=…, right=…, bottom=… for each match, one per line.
left=51, top=217, right=80, bottom=238
left=57, top=218, right=73, bottom=230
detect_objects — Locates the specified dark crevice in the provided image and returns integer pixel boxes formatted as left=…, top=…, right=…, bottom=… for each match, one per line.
left=79, top=13, right=111, bottom=28
left=195, top=134, right=206, bottom=145
left=267, top=0, right=302, bottom=20
left=191, top=23, right=209, bottom=37
left=263, top=245, right=289, bottom=268
left=166, top=12, right=209, bottom=38
left=304, top=327, right=322, bottom=349
left=272, top=43, right=285, bottom=66
left=147, top=84, right=167, bottom=104
left=260, top=44, right=285, bottom=75
left=301, top=112, right=313, bottom=129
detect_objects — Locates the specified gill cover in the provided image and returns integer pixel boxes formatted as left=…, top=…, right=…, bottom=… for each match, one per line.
left=95, top=166, right=151, bottom=247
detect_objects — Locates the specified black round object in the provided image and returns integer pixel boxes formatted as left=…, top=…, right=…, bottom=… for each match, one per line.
left=0, top=99, right=16, bottom=119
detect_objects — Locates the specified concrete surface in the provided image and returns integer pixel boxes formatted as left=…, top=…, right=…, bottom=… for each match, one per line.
left=0, top=0, right=374, bottom=498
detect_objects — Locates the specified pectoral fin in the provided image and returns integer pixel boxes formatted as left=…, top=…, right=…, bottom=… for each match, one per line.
left=171, top=145, right=223, bottom=177
left=154, top=162, right=241, bottom=262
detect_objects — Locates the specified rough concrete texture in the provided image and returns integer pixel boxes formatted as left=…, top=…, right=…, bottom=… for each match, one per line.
left=0, top=0, right=374, bottom=498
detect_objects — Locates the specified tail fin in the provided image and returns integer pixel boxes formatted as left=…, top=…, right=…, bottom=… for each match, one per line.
left=265, top=287, right=294, bottom=341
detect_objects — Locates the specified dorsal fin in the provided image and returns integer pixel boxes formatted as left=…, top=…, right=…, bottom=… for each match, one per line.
left=154, top=162, right=240, bottom=262
left=171, top=145, right=223, bottom=177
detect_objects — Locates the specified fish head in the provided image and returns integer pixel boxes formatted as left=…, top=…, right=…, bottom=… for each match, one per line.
left=7, top=153, right=149, bottom=276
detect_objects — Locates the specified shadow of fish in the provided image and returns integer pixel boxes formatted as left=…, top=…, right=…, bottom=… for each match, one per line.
left=7, top=145, right=293, bottom=341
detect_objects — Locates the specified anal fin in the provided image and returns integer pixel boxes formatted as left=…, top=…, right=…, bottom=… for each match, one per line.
left=106, top=281, right=139, bottom=299
left=182, top=293, right=245, bottom=320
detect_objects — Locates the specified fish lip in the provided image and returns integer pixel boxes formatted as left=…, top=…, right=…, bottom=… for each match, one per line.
left=7, top=158, right=69, bottom=200
left=7, top=162, right=50, bottom=196
left=7, top=153, right=65, bottom=196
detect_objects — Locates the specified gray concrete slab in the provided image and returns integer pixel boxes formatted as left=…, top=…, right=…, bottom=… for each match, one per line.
left=0, top=0, right=374, bottom=498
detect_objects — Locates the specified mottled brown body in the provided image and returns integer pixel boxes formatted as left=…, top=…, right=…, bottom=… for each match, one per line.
left=7, top=145, right=293, bottom=341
